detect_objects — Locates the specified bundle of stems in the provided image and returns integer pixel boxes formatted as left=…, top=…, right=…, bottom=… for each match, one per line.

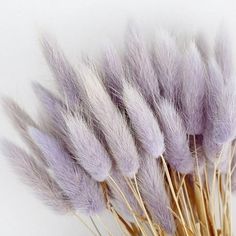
left=105, top=145, right=235, bottom=236
left=1, top=24, right=236, bottom=235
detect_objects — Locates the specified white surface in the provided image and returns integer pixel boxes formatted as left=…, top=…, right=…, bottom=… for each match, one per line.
left=0, top=0, right=236, bottom=235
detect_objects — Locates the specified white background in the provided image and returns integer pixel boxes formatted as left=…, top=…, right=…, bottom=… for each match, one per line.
left=0, top=0, right=236, bottom=235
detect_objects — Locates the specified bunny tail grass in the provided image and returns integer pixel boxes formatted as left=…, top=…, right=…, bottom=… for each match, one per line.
left=77, top=66, right=140, bottom=177
left=2, top=24, right=236, bottom=236
left=0, top=139, right=72, bottom=212
left=28, top=127, right=106, bottom=215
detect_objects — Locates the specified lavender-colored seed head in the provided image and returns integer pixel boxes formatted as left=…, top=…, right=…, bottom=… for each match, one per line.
left=2, top=98, right=46, bottom=165
left=157, top=99, right=194, bottom=174
left=1, top=140, right=72, bottom=213
left=137, top=153, right=175, bottom=234
left=102, top=45, right=124, bottom=106
left=181, top=42, right=206, bottom=134
left=41, top=37, right=82, bottom=108
left=205, top=59, right=223, bottom=119
left=215, top=26, right=233, bottom=81
left=32, top=82, right=66, bottom=136
left=213, top=79, right=236, bottom=143
left=77, top=66, right=140, bottom=177
left=153, top=29, right=181, bottom=103
left=63, top=112, right=112, bottom=181
left=4, top=28, right=236, bottom=231
left=32, top=88, right=103, bottom=160
left=123, top=83, right=165, bottom=157
left=206, top=59, right=236, bottom=144
left=28, top=127, right=105, bottom=215
left=124, top=25, right=160, bottom=103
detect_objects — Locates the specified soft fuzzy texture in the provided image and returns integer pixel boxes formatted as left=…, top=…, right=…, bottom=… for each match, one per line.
left=137, top=153, right=175, bottom=234
left=2, top=98, right=46, bottom=165
left=123, top=82, right=165, bottom=158
left=77, top=66, right=140, bottom=177
left=152, top=29, right=181, bottom=103
left=2, top=25, right=236, bottom=236
left=63, top=112, right=112, bottom=182
left=41, top=38, right=82, bottom=109
left=124, top=26, right=160, bottom=104
left=29, top=127, right=105, bottom=215
left=205, top=58, right=236, bottom=145
left=157, top=99, right=194, bottom=174
left=202, top=132, right=223, bottom=161
left=32, top=82, right=66, bottom=137
left=101, top=45, right=124, bottom=106
left=1, top=140, right=72, bottom=212
left=212, top=80, right=236, bottom=144
left=180, top=42, right=206, bottom=134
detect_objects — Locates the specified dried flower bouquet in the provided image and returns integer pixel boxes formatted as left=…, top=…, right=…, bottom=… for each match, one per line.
left=1, top=25, right=236, bottom=235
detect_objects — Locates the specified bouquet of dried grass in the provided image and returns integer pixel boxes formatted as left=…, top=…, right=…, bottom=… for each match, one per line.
left=1, top=24, right=236, bottom=235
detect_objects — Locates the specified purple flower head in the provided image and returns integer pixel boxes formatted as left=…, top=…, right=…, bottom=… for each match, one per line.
left=124, top=25, right=160, bottom=104
left=180, top=42, right=206, bottom=134
left=206, top=59, right=236, bottom=144
left=101, top=44, right=124, bottom=106
left=63, top=112, right=112, bottom=182
left=2, top=98, right=46, bottom=165
left=153, top=29, right=181, bottom=103
left=28, top=127, right=105, bottom=215
left=157, top=99, right=194, bottom=174
left=123, top=82, right=165, bottom=157
left=32, top=82, right=66, bottom=137
left=41, top=37, right=82, bottom=108
left=1, top=140, right=72, bottom=213
left=77, top=65, right=140, bottom=177
left=137, top=152, right=175, bottom=234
